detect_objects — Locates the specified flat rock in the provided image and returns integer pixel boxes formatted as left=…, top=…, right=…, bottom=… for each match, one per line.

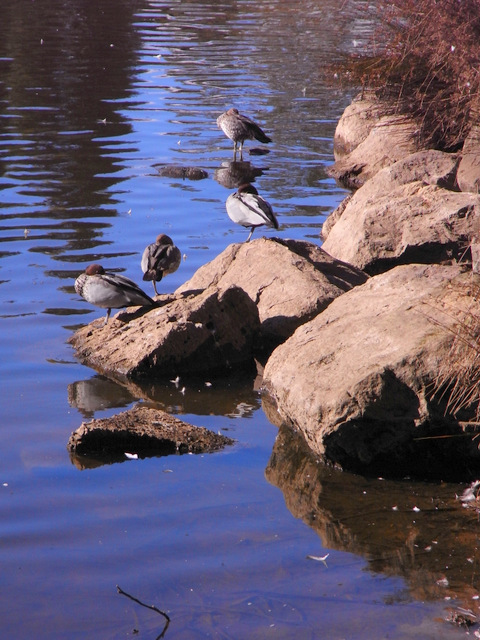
left=68, top=404, right=233, bottom=464
left=176, top=238, right=368, bottom=348
left=262, top=263, right=480, bottom=480
left=322, top=150, right=478, bottom=274
left=69, top=285, right=260, bottom=381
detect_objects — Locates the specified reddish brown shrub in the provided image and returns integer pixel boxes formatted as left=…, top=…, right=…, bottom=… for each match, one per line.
left=341, top=0, right=480, bottom=150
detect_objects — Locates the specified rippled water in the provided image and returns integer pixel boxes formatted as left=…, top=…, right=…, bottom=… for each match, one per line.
left=0, top=1, right=476, bottom=638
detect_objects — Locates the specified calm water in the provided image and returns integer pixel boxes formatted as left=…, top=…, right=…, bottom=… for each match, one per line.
left=0, top=1, right=478, bottom=638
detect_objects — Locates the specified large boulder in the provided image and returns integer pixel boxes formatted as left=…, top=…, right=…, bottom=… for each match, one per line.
left=177, top=238, right=368, bottom=348
left=328, top=94, right=423, bottom=189
left=69, top=285, right=261, bottom=381
left=262, top=263, right=480, bottom=480
left=332, top=93, right=381, bottom=159
left=457, top=124, right=480, bottom=193
left=322, top=150, right=478, bottom=274
left=69, top=240, right=368, bottom=381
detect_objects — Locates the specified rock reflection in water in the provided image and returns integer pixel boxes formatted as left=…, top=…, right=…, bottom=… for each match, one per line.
left=68, top=365, right=263, bottom=420
left=266, top=425, right=480, bottom=612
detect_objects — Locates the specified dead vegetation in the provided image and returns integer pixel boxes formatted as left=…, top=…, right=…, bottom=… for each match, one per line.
left=337, top=0, right=480, bottom=150
left=431, top=281, right=480, bottom=423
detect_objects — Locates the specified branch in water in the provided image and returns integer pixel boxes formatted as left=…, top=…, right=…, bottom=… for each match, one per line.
left=117, top=585, right=171, bottom=639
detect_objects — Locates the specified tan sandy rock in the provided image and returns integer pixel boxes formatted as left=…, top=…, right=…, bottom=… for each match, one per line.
left=263, top=263, right=480, bottom=478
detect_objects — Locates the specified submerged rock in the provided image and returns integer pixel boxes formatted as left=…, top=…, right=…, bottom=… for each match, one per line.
left=263, top=263, right=480, bottom=480
left=68, top=404, right=233, bottom=463
left=155, top=164, right=208, bottom=180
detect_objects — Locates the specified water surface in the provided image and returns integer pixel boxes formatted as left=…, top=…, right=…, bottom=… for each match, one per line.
left=0, top=1, right=477, bottom=638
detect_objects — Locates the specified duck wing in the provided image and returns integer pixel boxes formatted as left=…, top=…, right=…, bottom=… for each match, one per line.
left=102, top=273, right=155, bottom=307
left=236, top=113, right=272, bottom=144
left=237, top=191, right=278, bottom=229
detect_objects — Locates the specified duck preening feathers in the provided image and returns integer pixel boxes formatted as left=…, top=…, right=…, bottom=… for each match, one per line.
left=75, top=264, right=155, bottom=325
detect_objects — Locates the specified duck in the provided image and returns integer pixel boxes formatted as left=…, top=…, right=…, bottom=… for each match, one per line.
left=217, top=108, right=272, bottom=156
left=141, top=233, right=181, bottom=296
left=225, top=183, right=279, bottom=242
left=75, top=264, right=155, bottom=325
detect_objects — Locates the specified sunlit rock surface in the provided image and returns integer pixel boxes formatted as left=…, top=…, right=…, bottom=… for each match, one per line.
left=69, top=239, right=368, bottom=380
left=322, top=150, right=478, bottom=275
left=177, top=237, right=368, bottom=348
left=262, top=95, right=480, bottom=480
left=457, top=124, right=480, bottom=193
left=328, top=93, right=423, bottom=190
left=263, top=263, right=480, bottom=480
left=69, top=285, right=260, bottom=381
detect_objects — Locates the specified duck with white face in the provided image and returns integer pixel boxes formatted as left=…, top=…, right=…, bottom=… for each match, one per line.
left=75, top=264, right=155, bottom=325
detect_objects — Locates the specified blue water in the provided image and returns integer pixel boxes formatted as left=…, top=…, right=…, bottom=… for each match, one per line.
left=0, top=0, right=473, bottom=637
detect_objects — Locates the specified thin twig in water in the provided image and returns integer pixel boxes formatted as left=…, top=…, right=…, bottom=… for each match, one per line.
left=117, top=585, right=170, bottom=639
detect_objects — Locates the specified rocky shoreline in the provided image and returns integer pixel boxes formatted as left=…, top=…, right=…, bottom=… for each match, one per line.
left=69, top=94, right=480, bottom=480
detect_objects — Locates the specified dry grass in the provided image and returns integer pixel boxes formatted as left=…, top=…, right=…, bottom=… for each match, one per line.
left=337, top=0, right=480, bottom=151
left=432, top=282, right=480, bottom=421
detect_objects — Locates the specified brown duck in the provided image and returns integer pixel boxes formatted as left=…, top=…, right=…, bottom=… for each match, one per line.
left=217, top=108, right=272, bottom=156
left=141, top=233, right=181, bottom=296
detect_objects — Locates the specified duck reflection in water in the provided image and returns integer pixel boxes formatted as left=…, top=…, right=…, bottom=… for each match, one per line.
left=75, top=264, right=155, bottom=325
left=217, top=108, right=272, bottom=158
left=68, top=375, right=136, bottom=419
left=226, top=183, right=279, bottom=242
left=214, top=159, right=265, bottom=190
left=141, top=233, right=181, bottom=296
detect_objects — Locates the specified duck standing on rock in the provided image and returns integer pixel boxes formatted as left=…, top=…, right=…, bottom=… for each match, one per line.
left=141, top=233, right=181, bottom=296
left=217, top=108, right=272, bottom=157
left=226, top=183, right=279, bottom=242
left=75, top=264, right=155, bottom=325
